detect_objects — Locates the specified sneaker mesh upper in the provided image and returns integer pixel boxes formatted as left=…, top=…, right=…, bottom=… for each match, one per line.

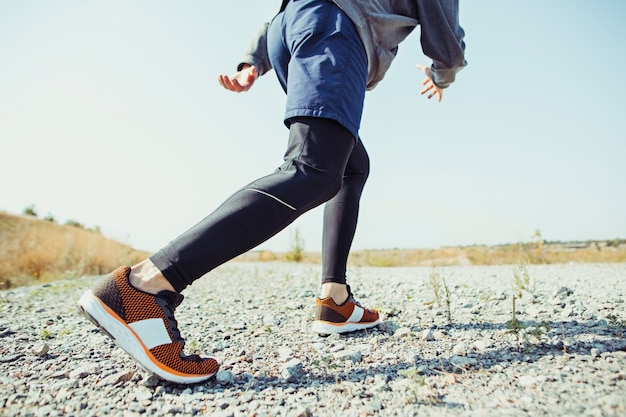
left=91, top=266, right=219, bottom=377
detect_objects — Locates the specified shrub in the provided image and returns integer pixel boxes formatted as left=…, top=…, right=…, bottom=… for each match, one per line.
left=23, top=205, right=38, bottom=217
left=285, top=228, right=305, bottom=262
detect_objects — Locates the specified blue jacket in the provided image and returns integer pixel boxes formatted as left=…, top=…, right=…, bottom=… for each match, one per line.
left=240, top=0, right=467, bottom=90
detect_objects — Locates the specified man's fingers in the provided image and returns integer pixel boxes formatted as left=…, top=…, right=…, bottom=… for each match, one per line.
left=218, top=74, right=244, bottom=92
left=421, top=81, right=433, bottom=95
left=420, top=80, right=443, bottom=101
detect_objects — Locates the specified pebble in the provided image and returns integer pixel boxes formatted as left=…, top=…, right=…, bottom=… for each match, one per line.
left=31, top=342, right=49, bottom=357
left=98, top=370, right=135, bottom=386
left=215, top=370, right=233, bottom=386
left=280, top=359, right=303, bottom=382
left=333, top=349, right=363, bottom=363
left=421, top=328, right=435, bottom=341
left=452, top=342, right=468, bottom=356
left=0, top=262, right=624, bottom=417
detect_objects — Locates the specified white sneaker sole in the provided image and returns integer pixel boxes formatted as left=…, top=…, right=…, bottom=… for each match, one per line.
left=78, top=290, right=216, bottom=384
left=311, top=319, right=380, bottom=335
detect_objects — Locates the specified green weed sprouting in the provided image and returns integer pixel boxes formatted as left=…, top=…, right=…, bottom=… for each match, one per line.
left=40, top=329, right=54, bottom=340
left=525, top=321, right=551, bottom=342
left=399, top=368, right=427, bottom=384
left=505, top=294, right=524, bottom=340
left=311, top=355, right=341, bottom=380
left=427, top=268, right=452, bottom=324
left=442, top=277, right=451, bottom=324
left=58, top=328, right=72, bottom=337
left=512, top=258, right=534, bottom=299
left=427, top=269, right=442, bottom=306
left=607, top=314, right=626, bottom=330
left=506, top=263, right=551, bottom=351
left=506, top=258, right=537, bottom=347
left=398, top=368, right=440, bottom=405
left=285, top=228, right=305, bottom=262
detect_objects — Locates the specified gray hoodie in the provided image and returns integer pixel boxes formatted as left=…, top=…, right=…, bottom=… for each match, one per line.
left=240, top=0, right=466, bottom=90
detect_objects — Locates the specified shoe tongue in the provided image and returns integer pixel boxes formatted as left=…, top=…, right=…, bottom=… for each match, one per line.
left=155, top=290, right=184, bottom=309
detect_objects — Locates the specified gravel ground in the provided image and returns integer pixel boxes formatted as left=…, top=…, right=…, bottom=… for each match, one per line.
left=1, top=262, right=625, bottom=417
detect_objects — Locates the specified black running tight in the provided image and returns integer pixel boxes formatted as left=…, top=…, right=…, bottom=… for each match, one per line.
left=151, top=117, right=369, bottom=292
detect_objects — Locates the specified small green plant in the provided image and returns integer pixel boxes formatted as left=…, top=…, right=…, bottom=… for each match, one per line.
left=506, top=295, right=551, bottom=350
left=607, top=314, right=626, bottom=329
left=505, top=294, right=525, bottom=339
left=264, top=325, right=273, bottom=334
left=285, top=228, right=305, bottom=262
left=58, top=328, right=72, bottom=337
left=525, top=321, right=551, bottom=342
left=311, top=355, right=341, bottom=380
left=398, top=368, right=440, bottom=405
left=427, top=269, right=442, bottom=306
left=40, top=329, right=54, bottom=340
left=507, top=259, right=541, bottom=349
left=426, top=268, right=452, bottom=324
left=512, top=258, right=533, bottom=299
left=442, top=278, right=451, bottom=324
left=399, top=368, right=427, bottom=384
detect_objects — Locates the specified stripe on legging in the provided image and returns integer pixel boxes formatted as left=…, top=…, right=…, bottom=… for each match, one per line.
left=246, top=188, right=297, bottom=210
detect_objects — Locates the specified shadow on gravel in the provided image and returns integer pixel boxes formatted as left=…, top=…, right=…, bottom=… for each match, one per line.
left=147, top=320, right=625, bottom=398
left=397, top=319, right=626, bottom=375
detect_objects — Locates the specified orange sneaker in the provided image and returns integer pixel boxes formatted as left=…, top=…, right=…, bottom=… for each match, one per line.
left=78, top=266, right=219, bottom=384
left=312, top=286, right=380, bottom=335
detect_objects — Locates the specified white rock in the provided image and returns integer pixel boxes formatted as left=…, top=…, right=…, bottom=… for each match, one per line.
left=216, top=370, right=234, bottom=386
left=518, top=375, right=540, bottom=387
left=334, top=349, right=362, bottom=363
left=472, top=340, right=490, bottom=352
left=452, top=343, right=468, bottom=356
left=31, top=342, right=49, bottom=356
left=278, top=346, right=293, bottom=360
left=394, top=327, right=412, bottom=338
left=421, top=329, right=435, bottom=341
left=280, top=359, right=303, bottom=382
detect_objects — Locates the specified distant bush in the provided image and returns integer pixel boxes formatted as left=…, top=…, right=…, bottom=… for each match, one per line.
left=43, top=213, right=56, bottom=223
left=23, top=205, right=38, bottom=217
left=285, top=229, right=305, bottom=262
left=65, top=219, right=85, bottom=229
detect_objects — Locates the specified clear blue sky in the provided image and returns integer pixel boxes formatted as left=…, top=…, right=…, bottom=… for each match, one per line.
left=1, top=1, right=625, bottom=253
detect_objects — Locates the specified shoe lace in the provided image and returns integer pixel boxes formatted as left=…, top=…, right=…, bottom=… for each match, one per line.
left=156, top=291, right=206, bottom=362
left=156, top=291, right=185, bottom=344
left=346, top=285, right=374, bottom=313
left=164, top=304, right=185, bottom=343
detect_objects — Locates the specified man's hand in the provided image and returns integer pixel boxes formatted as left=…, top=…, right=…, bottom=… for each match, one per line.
left=416, top=64, right=443, bottom=102
left=218, top=64, right=258, bottom=93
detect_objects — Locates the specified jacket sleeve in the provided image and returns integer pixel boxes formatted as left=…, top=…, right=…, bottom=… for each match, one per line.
left=417, top=0, right=467, bottom=88
left=237, top=21, right=273, bottom=76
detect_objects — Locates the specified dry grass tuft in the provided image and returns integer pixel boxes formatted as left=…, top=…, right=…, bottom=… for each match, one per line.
left=0, top=212, right=149, bottom=289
